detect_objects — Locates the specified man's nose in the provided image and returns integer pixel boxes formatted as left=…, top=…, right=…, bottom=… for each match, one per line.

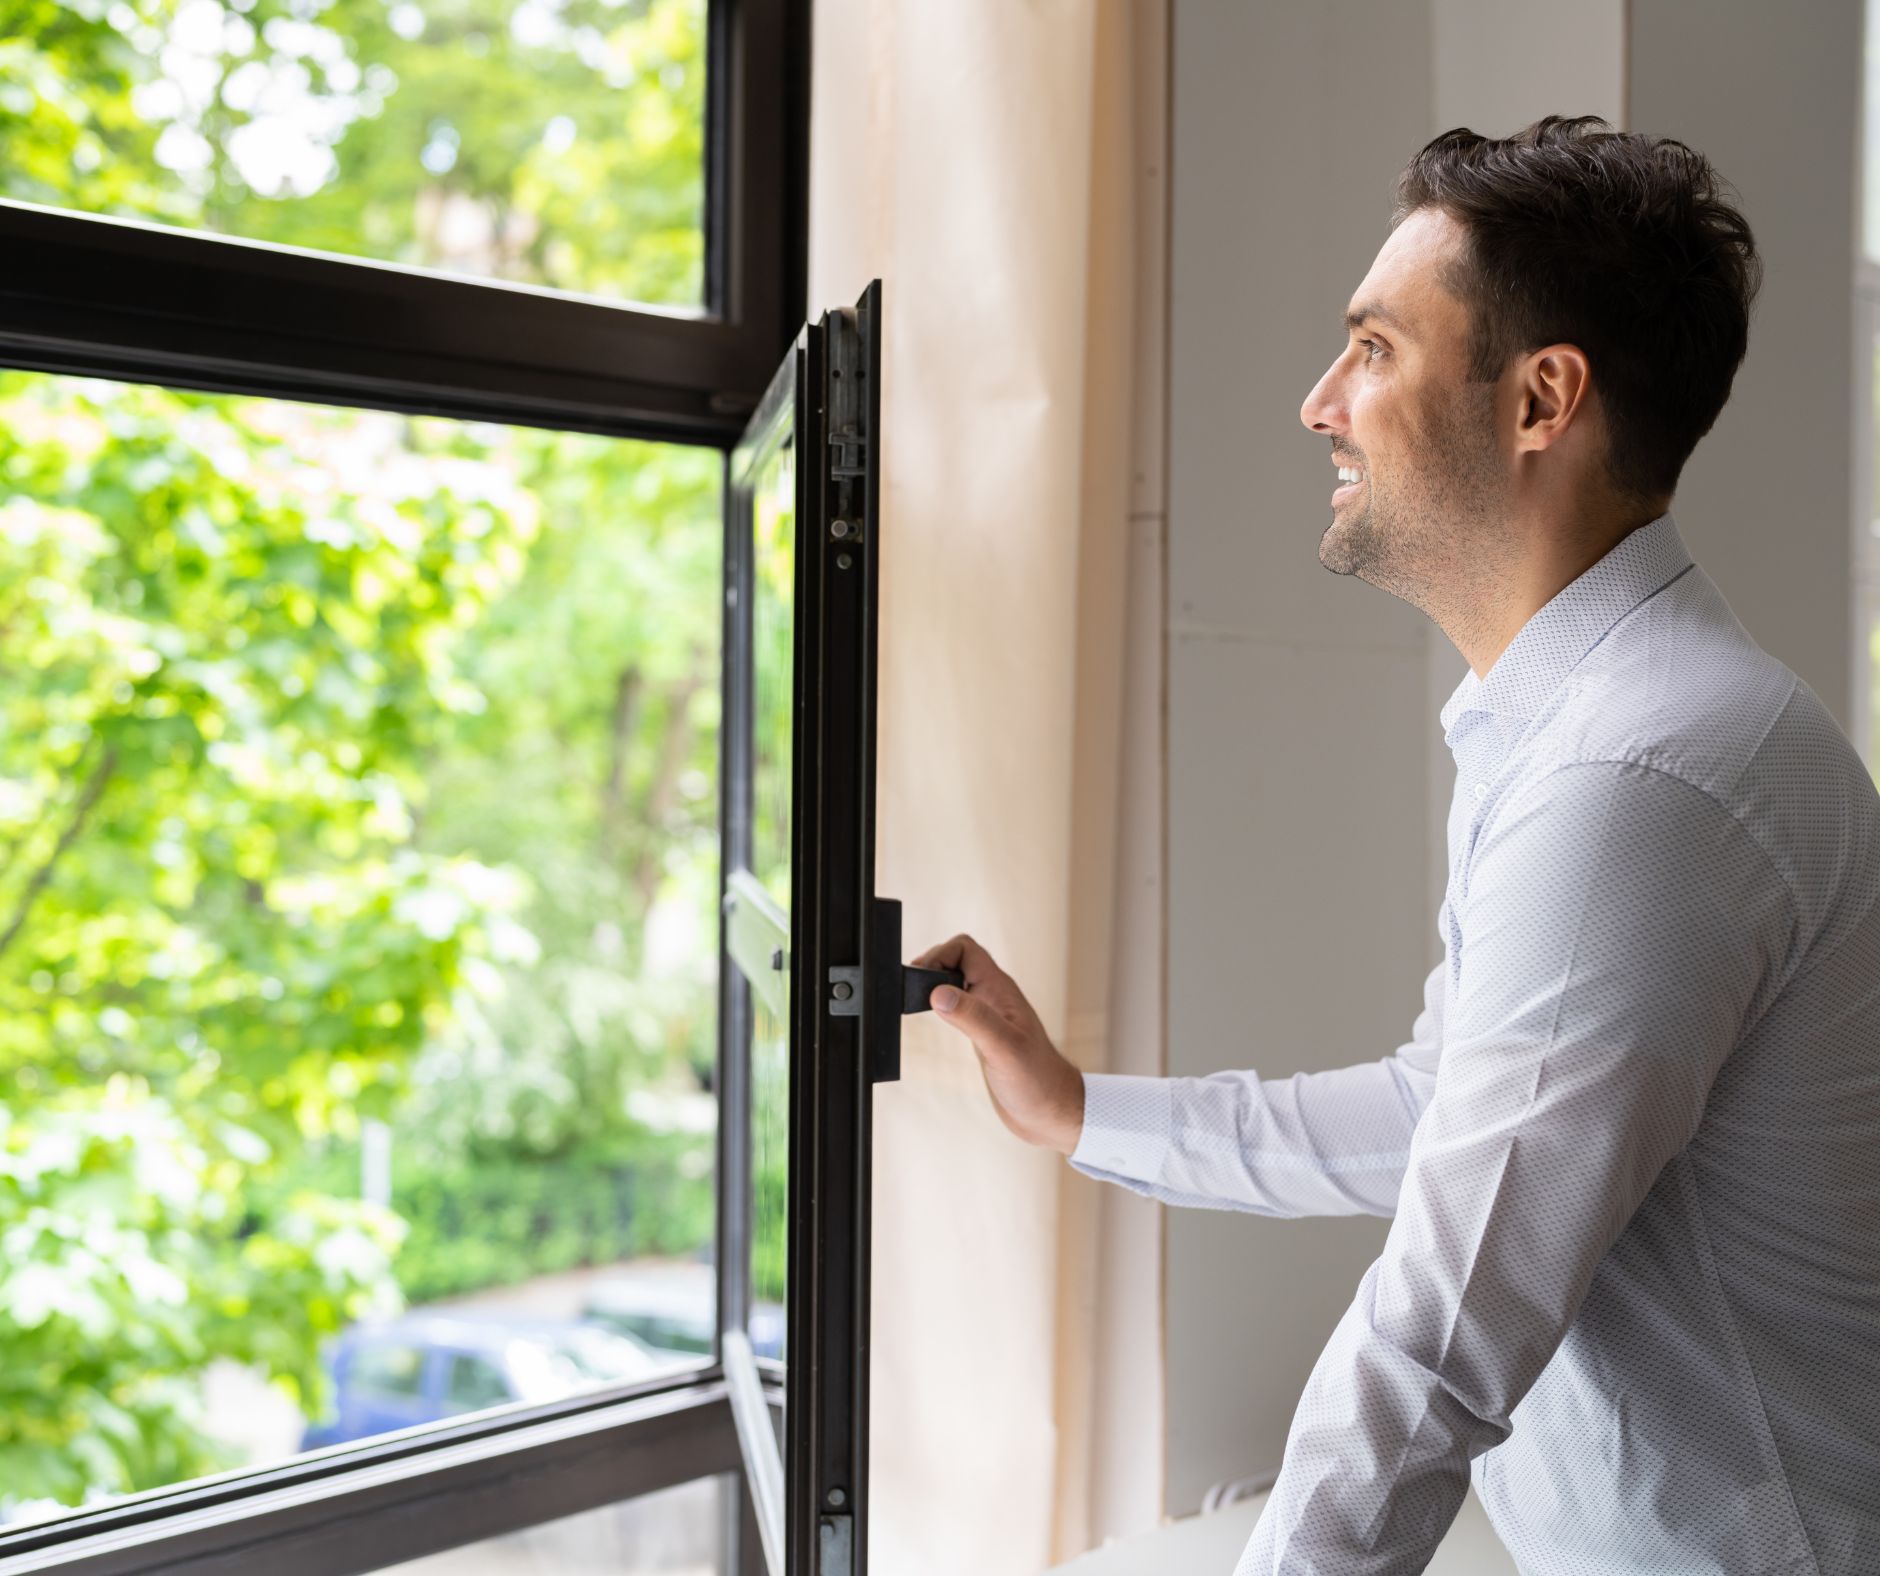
left=1299, top=360, right=1346, bottom=435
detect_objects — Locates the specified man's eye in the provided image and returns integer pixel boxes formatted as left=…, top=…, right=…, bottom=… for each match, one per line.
left=1357, top=338, right=1385, bottom=361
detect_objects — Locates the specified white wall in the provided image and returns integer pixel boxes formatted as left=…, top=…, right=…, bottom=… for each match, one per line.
left=1159, top=0, right=1863, bottom=1521
left=1165, top=1, right=1434, bottom=1514
left=1629, top=0, right=1861, bottom=730
left=1164, top=0, right=1655, bottom=1516
left=1422, top=1, right=1627, bottom=920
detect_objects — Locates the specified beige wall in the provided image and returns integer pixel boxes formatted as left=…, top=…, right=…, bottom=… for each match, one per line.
left=1082, top=0, right=1171, bottom=1551
left=808, top=3, right=1156, bottom=1568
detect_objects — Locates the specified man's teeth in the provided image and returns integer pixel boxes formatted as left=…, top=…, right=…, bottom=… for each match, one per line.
left=1337, top=466, right=1364, bottom=483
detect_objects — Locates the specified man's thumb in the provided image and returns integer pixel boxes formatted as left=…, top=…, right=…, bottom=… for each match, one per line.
left=931, top=983, right=999, bottom=1042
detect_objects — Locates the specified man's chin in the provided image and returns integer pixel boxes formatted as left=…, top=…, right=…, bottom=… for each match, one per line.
left=1318, top=516, right=1363, bottom=577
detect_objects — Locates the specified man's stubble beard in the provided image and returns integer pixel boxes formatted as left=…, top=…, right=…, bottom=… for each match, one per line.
left=1318, top=380, right=1513, bottom=641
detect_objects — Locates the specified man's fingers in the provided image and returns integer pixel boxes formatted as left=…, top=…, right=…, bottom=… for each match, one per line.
left=955, top=934, right=999, bottom=984
left=913, top=932, right=999, bottom=979
left=929, top=981, right=1012, bottom=1051
left=913, top=932, right=1005, bottom=988
left=911, top=933, right=967, bottom=971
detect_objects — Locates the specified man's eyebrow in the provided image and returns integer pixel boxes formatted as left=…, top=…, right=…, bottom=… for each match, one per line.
left=1344, top=301, right=1410, bottom=337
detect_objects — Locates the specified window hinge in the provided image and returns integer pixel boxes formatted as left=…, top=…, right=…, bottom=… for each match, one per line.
left=819, top=1513, right=853, bottom=1576
left=829, top=423, right=867, bottom=481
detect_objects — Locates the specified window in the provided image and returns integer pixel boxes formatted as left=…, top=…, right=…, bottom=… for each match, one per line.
left=444, top=1355, right=515, bottom=1414
left=1860, top=0, right=1880, bottom=768
left=0, top=365, right=722, bottom=1499
left=0, top=0, right=807, bottom=1571
left=356, top=1346, right=432, bottom=1403
left=0, top=0, right=710, bottom=306
left=374, top=1473, right=736, bottom=1574
left=715, top=283, right=960, bottom=1571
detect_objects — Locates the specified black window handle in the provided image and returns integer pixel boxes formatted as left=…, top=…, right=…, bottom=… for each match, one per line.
left=900, top=963, right=965, bottom=1015
left=864, top=898, right=964, bottom=1084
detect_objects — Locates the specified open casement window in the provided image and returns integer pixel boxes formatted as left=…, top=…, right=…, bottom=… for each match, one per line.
left=719, top=281, right=959, bottom=1576
left=0, top=2, right=818, bottom=1573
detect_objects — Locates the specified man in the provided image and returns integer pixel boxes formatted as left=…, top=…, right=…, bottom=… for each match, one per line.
left=917, top=116, right=1880, bottom=1572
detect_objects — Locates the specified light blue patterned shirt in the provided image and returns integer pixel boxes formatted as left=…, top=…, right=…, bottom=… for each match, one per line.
left=1071, top=513, right=1880, bottom=1573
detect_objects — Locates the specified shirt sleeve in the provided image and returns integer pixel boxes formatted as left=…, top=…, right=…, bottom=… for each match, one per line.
left=1066, top=947, right=1448, bottom=1219
left=1233, top=759, right=1795, bottom=1575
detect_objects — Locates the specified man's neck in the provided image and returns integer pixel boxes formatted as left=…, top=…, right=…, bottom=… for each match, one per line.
left=1446, top=502, right=1667, bottom=679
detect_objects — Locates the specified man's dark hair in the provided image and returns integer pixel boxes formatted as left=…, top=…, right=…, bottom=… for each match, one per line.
left=1392, top=114, right=1762, bottom=506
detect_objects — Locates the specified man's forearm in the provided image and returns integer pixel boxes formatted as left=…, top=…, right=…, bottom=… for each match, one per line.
left=1067, top=1059, right=1425, bottom=1218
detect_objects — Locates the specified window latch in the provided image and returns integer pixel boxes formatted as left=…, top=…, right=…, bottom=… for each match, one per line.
left=825, top=899, right=963, bottom=1086
left=826, top=959, right=962, bottom=1019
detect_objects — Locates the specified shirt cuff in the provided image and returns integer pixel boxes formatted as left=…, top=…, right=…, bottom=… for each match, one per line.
left=1068, top=1072, right=1173, bottom=1185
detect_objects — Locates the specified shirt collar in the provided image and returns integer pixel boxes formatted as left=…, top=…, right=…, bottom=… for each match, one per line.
left=1440, top=511, right=1694, bottom=755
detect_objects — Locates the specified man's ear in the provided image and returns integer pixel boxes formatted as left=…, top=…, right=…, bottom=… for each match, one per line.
left=1515, top=343, right=1592, bottom=454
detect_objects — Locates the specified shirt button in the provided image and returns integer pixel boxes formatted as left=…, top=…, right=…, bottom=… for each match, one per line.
left=1474, top=781, right=1488, bottom=801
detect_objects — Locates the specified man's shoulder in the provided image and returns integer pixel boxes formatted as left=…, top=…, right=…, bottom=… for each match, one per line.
left=1523, top=570, right=1880, bottom=920
left=1536, top=566, right=1807, bottom=806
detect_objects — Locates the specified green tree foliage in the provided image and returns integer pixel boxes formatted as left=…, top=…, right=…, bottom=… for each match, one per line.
left=0, top=0, right=705, bottom=301
left=269, top=1128, right=713, bottom=1308
left=0, top=374, right=522, bottom=1506
left=0, top=0, right=721, bottom=1512
left=0, top=1089, right=404, bottom=1503
left=400, top=422, right=721, bottom=1161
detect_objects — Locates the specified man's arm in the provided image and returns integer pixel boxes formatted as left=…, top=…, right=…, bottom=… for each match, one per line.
left=1232, top=760, right=1794, bottom=1575
left=1067, top=952, right=1447, bottom=1217
left=913, top=929, right=1449, bottom=1219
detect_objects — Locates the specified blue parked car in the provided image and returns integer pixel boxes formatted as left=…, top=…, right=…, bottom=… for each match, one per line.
left=300, top=1310, right=675, bottom=1450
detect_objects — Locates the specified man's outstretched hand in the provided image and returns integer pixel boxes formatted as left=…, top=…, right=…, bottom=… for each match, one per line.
left=911, top=933, right=1086, bottom=1156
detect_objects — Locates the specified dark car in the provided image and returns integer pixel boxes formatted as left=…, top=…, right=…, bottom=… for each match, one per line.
left=300, top=1310, right=675, bottom=1450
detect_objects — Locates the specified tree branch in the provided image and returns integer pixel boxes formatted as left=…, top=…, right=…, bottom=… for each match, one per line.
left=600, top=665, right=644, bottom=864
left=0, top=742, right=118, bottom=964
left=629, top=659, right=705, bottom=919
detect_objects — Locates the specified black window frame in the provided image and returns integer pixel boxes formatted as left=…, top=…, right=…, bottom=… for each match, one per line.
left=721, top=285, right=884, bottom=1576
left=0, top=1, right=808, bottom=1571
left=718, top=281, right=950, bottom=1576
left=0, top=0, right=807, bottom=445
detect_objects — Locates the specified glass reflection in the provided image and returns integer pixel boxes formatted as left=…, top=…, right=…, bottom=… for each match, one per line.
left=748, top=418, right=795, bottom=1361
left=750, top=435, right=796, bottom=912
left=750, top=993, right=788, bottom=1361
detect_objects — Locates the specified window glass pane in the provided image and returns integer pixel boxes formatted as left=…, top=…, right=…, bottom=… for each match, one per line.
left=1865, top=332, right=1880, bottom=775
left=374, top=1473, right=735, bottom=1573
left=0, top=0, right=707, bottom=308
left=0, top=368, right=720, bottom=1526
left=750, top=993, right=787, bottom=1360
left=355, top=1344, right=430, bottom=1400
left=744, top=408, right=792, bottom=1363
left=1864, top=582, right=1880, bottom=774
left=443, top=1353, right=512, bottom=1412
left=1869, top=324, right=1880, bottom=557
left=750, top=433, right=795, bottom=912
left=1869, top=0, right=1880, bottom=260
